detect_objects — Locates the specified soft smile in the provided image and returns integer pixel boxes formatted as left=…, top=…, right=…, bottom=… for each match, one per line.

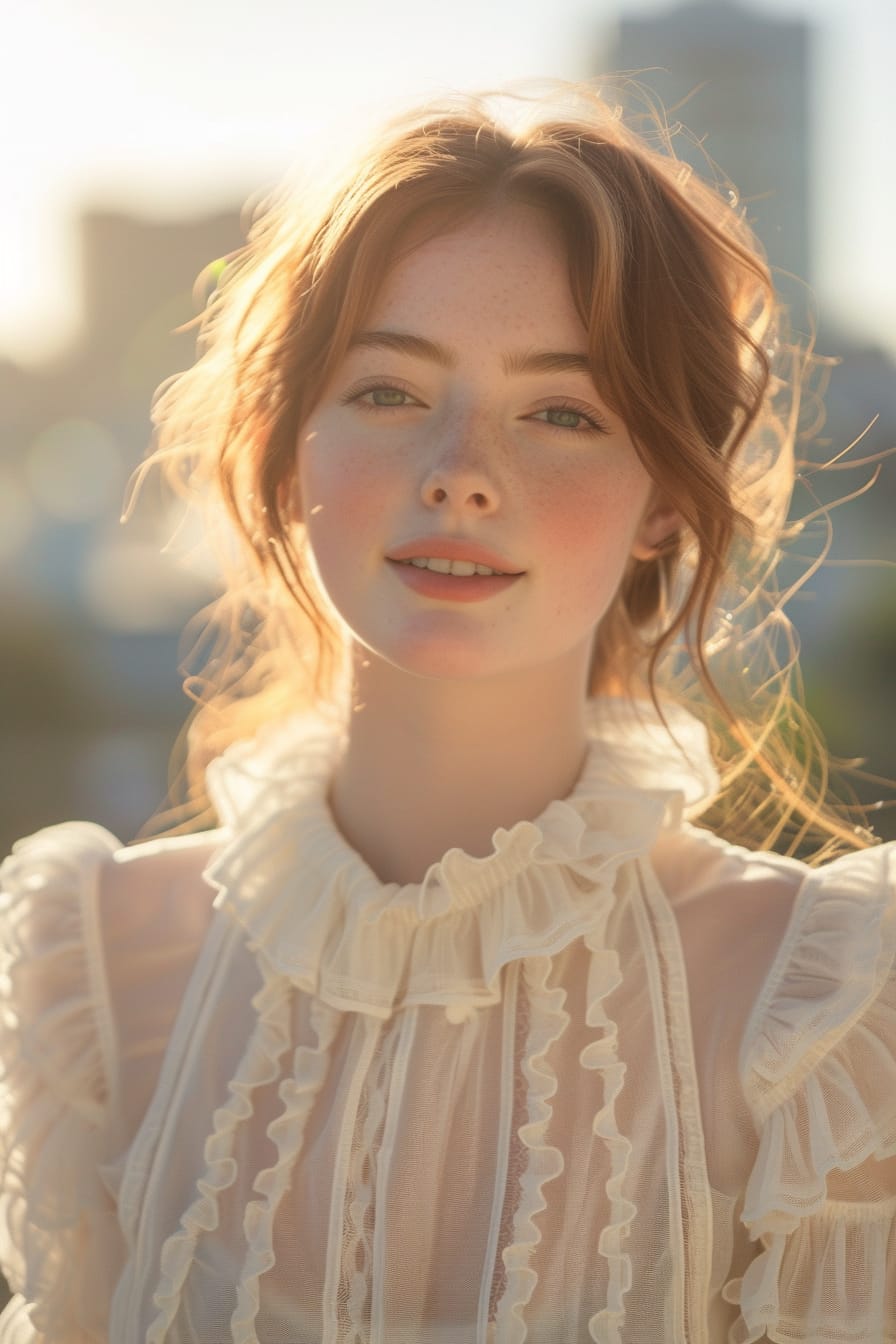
left=386, top=558, right=524, bottom=603
left=393, top=557, right=508, bottom=576
left=385, top=535, right=525, bottom=576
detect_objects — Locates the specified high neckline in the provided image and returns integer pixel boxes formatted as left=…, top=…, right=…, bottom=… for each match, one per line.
left=199, top=697, right=719, bottom=1016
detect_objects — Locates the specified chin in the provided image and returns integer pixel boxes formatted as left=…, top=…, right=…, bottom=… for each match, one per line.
left=365, top=634, right=519, bottom=684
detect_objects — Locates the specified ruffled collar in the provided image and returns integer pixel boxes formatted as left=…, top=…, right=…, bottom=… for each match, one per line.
left=202, top=697, right=719, bottom=1018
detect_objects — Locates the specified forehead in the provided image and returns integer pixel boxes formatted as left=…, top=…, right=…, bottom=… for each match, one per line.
left=363, top=202, right=586, bottom=342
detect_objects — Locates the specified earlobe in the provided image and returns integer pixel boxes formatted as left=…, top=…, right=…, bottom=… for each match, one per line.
left=631, top=501, right=683, bottom=561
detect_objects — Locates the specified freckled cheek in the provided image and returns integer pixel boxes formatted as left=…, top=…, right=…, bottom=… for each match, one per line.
left=300, top=439, right=400, bottom=568
left=530, top=474, right=646, bottom=606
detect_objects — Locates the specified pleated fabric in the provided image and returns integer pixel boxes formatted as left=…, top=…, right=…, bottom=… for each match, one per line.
left=1, top=700, right=894, bottom=1342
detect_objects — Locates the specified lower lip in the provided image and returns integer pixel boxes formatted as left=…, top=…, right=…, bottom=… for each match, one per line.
left=387, top=560, right=523, bottom=603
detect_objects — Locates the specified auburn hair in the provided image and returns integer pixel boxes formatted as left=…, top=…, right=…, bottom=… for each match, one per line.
left=133, top=80, right=883, bottom=860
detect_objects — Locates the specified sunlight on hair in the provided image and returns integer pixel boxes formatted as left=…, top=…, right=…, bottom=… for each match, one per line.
left=122, top=76, right=893, bottom=859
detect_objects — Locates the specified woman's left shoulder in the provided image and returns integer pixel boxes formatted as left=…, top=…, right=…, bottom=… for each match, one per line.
left=720, top=839, right=896, bottom=1341
left=735, top=839, right=896, bottom=1102
left=653, top=825, right=895, bottom=1007
left=734, top=838, right=896, bottom=1184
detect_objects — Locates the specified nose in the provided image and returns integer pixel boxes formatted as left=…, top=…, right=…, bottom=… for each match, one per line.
left=420, top=414, right=500, bottom=515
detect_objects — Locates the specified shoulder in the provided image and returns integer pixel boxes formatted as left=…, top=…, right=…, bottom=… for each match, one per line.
left=650, top=824, right=809, bottom=1036
left=645, top=826, right=811, bottom=1197
left=700, top=839, right=896, bottom=1342
left=0, top=822, right=127, bottom=1335
left=0, top=819, right=225, bottom=1141
left=98, top=824, right=226, bottom=948
left=1, top=820, right=225, bottom=1015
left=0, top=820, right=229, bottom=1337
left=1, top=817, right=225, bottom=916
left=650, top=819, right=809, bottom=909
left=651, top=825, right=895, bottom=1118
left=736, top=840, right=895, bottom=1122
left=0, top=821, right=125, bottom=1121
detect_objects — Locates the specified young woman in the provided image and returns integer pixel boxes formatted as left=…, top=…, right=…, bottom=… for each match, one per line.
left=1, top=82, right=893, bottom=1343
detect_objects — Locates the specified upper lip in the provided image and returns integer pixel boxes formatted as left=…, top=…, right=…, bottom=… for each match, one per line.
left=386, top=536, right=525, bottom=574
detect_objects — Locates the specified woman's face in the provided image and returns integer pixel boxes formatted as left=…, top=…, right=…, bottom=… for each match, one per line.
left=297, top=202, right=665, bottom=683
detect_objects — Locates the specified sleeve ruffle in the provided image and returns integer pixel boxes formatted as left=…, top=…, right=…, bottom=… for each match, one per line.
left=0, top=822, right=126, bottom=1342
left=723, top=843, right=896, bottom=1343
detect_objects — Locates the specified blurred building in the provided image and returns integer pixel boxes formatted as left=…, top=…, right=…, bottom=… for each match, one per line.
left=600, top=0, right=896, bottom=824
left=608, top=0, right=811, bottom=325
left=0, top=46, right=894, bottom=853
left=1, top=208, right=241, bottom=853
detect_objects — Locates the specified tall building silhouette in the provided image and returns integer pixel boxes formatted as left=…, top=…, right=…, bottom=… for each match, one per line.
left=608, top=0, right=811, bottom=330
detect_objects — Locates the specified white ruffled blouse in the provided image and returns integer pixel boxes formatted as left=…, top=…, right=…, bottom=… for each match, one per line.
left=1, top=700, right=894, bottom=1343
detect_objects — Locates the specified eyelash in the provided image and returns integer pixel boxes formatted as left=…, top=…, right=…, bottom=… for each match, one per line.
left=531, top=401, right=610, bottom=436
left=339, top=379, right=610, bottom=436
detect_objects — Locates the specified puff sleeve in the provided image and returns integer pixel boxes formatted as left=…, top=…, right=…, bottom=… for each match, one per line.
left=723, top=842, right=896, bottom=1343
left=0, top=822, right=127, bottom=1343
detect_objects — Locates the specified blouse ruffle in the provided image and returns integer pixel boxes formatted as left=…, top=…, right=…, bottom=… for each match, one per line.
left=146, top=700, right=705, bottom=1339
left=724, top=843, right=896, bottom=1343
left=5, top=701, right=895, bottom=1342
left=0, top=822, right=126, bottom=1342
left=202, top=703, right=698, bottom=1019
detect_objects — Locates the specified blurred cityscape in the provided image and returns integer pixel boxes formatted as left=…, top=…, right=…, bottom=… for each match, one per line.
left=2, top=0, right=894, bottom=861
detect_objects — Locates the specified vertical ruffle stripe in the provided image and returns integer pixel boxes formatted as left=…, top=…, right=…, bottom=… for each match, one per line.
left=145, top=963, right=293, bottom=1343
left=492, top=954, right=570, bottom=1342
left=230, top=995, right=343, bottom=1342
left=343, top=1019, right=391, bottom=1340
left=581, top=919, right=636, bottom=1343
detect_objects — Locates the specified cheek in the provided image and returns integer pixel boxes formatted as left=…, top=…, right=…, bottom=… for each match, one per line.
left=537, top=466, right=648, bottom=555
left=299, top=432, right=395, bottom=557
left=532, top=466, right=650, bottom=610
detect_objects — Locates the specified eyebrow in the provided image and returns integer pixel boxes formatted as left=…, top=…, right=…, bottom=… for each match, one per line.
left=347, top=328, right=594, bottom=378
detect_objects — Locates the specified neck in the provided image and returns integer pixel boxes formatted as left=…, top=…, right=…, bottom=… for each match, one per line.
left=327, top=650, right=591, bottom=885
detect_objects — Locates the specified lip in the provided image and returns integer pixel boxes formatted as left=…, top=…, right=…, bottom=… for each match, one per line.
left=386, top=535, right=524, bottom=575
left=387, top=561, right=523, bottom=603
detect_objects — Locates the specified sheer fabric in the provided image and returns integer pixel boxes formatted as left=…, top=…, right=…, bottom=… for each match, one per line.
left=1, top=700, right=894, bottom=1342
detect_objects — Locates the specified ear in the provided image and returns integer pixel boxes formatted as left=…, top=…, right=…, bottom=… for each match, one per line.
left=630, top=498, right=683, bottom=562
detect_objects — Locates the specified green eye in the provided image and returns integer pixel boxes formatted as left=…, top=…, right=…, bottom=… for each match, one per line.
left=545, top=408, right=582, bottom=429
left=531, top=404, right=608, bottom=435
left=369, top=388, right=409, bottom=406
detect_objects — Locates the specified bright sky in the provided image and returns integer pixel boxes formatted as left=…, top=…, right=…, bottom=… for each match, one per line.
left=3, top=0, right=894, bottom=365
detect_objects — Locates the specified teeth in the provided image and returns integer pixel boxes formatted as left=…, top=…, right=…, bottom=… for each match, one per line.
left=401, top=557, right=505, bottom=576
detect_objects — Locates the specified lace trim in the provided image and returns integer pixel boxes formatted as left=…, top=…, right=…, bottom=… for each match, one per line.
left=487, top=962, right=530, bottom=1324
left=145, top=961, right=294, bottom=1343
left=340, top=1018, right=392, bottom=1341
left=491, top=955, right=570, bottom=1342
left=580, top=904, right=637, bottom=1342
left=231, top=997, right=342, bottom=1343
